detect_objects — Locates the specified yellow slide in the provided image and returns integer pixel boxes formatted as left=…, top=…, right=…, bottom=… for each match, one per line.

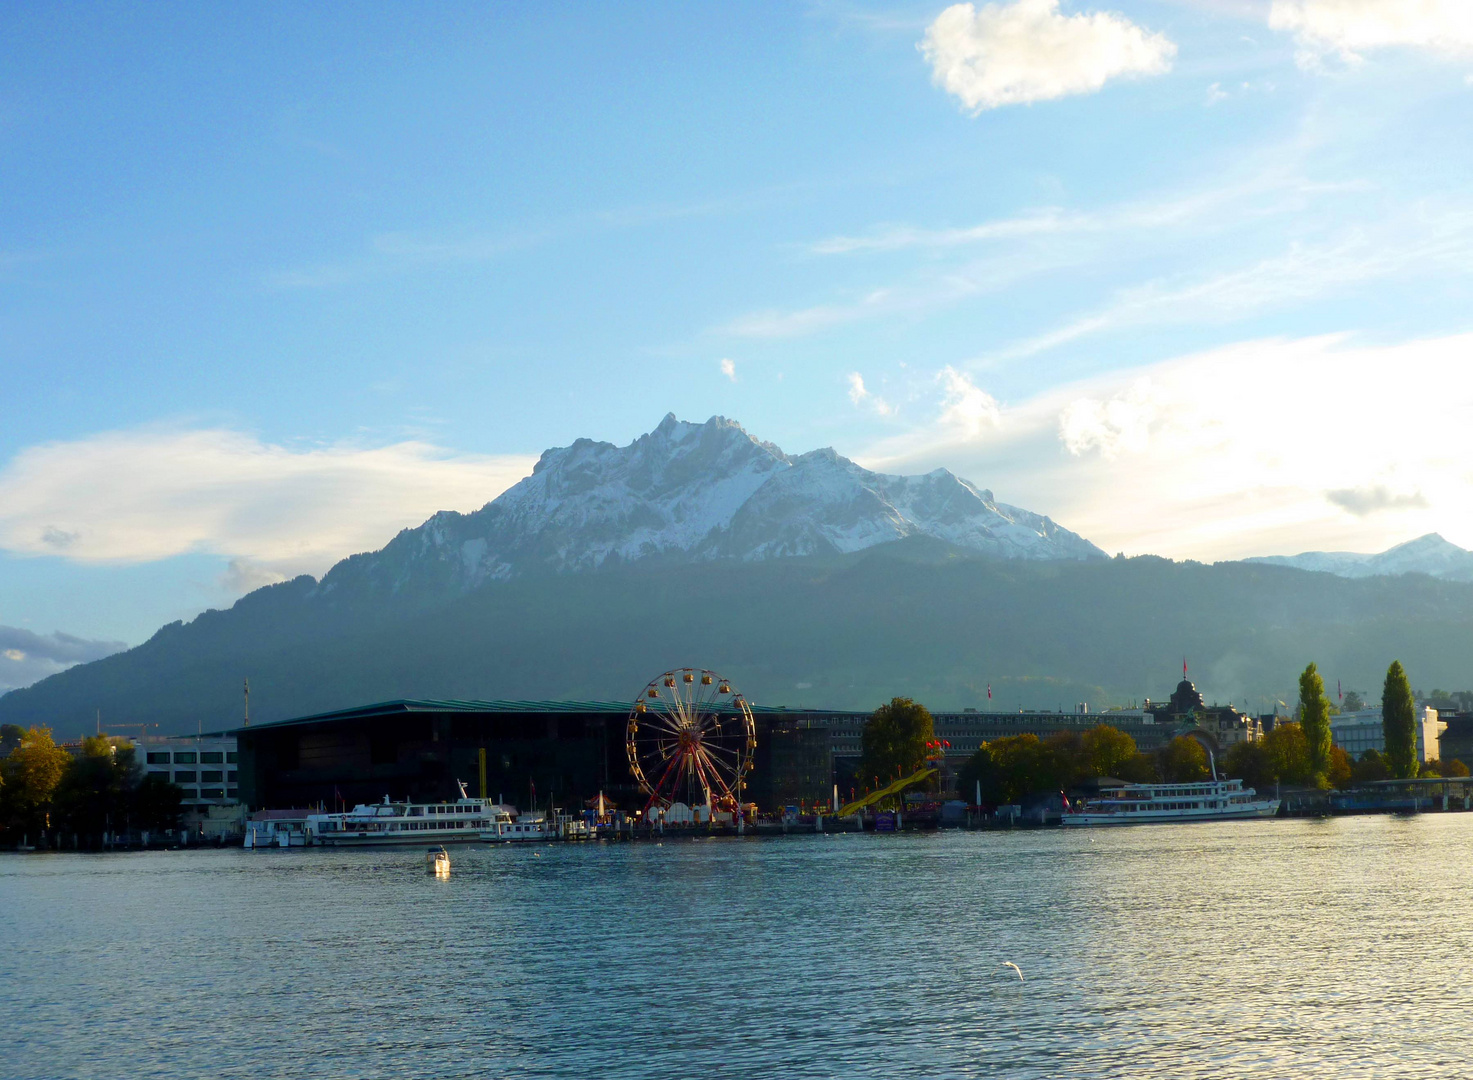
left=837, top=768, right=937, bottom=817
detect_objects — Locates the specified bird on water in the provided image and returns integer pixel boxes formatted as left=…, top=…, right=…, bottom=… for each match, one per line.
left=1002, top=962, right=1023, bottom=981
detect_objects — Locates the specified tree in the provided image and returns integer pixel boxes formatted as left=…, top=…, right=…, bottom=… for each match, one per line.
left=957, top=734, right=1067, bottom=806
left=1161, top=737, right=1210, bottom=782
left=1328, top=745, right=1353, bottom=789
left=1081, top=725, right=1137, bottom=778
left=1116, top=752, right=1159, bottom=783
left=1351, top=749, right=1391, bottom=784
left=1263, top=722, right=1312, bottom=787
left=1298, top=662, right=1333, bottom=787
left=1382, top=661, right=1418, bottom=779
left=0, top=723, right=24, bottom=755
left=1223, top=740, right=1273, bottom=790
left=133, top=772, right=185, bottom=832
left=53, top=736, right=139, bottom=845
left=1342, top=690, right=1364, bottom=712
left=859, top=698, right=934, bottom=789
left=1438, top=758, right=1470, bottom=778
left=0, top=726, right=72, bottom=842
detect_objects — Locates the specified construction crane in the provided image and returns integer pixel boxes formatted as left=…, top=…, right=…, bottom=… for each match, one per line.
left=103, top=722, right=158, bottom=742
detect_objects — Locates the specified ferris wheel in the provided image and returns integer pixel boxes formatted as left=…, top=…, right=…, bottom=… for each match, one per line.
left=626, top=668, right=755, bottom=814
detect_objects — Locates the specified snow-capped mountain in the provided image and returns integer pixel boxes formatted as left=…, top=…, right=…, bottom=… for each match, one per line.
left=1243, top=534, right=1473, bottom=582
left=320, top=414, right=1104, bottom=595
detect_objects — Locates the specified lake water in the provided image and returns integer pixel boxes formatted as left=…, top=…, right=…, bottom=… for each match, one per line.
left=5, top=815, right=1471, bottom=1079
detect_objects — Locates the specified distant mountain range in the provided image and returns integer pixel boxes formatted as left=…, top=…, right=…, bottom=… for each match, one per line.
left=1242, top=533, right=1473, bottom=583
left=4, top=416, right=1472, bottom=735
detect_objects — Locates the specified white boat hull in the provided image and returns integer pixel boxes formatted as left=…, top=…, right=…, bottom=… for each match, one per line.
left=312, top=831, right=486, bottom=846
left=1063, top=801, right=1280, bottom=826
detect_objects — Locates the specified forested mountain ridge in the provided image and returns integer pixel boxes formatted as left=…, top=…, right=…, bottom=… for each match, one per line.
left=7, top=540, right=1473, bottom=736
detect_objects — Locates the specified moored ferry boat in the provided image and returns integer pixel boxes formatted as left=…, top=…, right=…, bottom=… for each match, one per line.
left=305, top=786, right=505, bottom=846
left=479, top=811, right=555, bottom=843
left=1062, top=777, right=1279, bottom=826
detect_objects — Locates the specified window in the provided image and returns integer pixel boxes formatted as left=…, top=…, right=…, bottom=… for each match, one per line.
left=178, top=787, right=198, bottom=799
left=201, top=770, right=223, bottom=783
left=147, top=752, right=169, bottom=765
left=200, top=788, right=224, bottom=799
left=228, top=771, right=238, bottom=782
left=201, top=752, right=223, bottom=764
left=226, top=752, right=238, bottom=764
left=173, top=752, right=197, bottom=764
left=149, top=770, right=171, bottom=783
left=227, top=788, right=238, bottom=799
left=175, top=770, right=197, bottom=783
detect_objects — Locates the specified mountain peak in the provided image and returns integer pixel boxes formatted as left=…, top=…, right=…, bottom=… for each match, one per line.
left=1242, top=532, right=1473, bottom=582
left=1388, top=532, right=1454, bottom=553
left=320, top=414, right=1105, bottom=596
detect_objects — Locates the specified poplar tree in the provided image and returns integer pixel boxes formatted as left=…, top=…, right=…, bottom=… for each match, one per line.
left=1382, top=660, right=1418, bottom=779
left=1298, top=662, right=1333, bottom=787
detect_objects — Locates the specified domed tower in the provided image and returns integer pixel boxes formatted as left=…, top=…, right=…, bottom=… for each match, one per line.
left=1168, top=678, right=1206, bottom=716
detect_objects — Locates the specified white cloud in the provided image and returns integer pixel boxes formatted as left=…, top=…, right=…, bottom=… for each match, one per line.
left=920, top=0, right=1176, bottom=113
left=1205, top=81, right=1229, bottom=105
left=847, top=373, right=895, bottom=416
left=1058, top=378, right=1167, bottom=458
left=937, top=366, right=1001, bottom=435
left=1270, top=0, right=1473, bottom=66
left=856, top=332, right=1473, bottom=561
left=0, top=428, right=535, bottom=580
left=719, top=357, right=737, bottom=382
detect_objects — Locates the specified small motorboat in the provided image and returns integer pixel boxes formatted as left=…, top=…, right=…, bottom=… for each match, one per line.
left=426, top=845, right=451, bottom=876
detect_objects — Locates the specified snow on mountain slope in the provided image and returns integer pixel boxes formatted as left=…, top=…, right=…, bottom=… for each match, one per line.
left=1243, top=533, right=1473, bottom=582
left=319, top=414, right=1104, bottom=595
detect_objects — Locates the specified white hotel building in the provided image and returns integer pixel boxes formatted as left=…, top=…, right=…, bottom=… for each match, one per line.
left=1330, top=707, right=1445, bottom=764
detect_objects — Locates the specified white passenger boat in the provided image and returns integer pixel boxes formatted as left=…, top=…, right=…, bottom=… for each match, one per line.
left=479, top=810, right=555, bottom=843
left=1062, top=777, right=1279, bottom=826
left=305, top=784, right=505, bottom=846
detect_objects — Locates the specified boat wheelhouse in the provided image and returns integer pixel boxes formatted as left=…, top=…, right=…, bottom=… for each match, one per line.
left=1062, top=777, right=1279, bottom=826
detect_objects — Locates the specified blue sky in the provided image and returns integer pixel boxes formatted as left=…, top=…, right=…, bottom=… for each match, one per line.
left=4, top=0, right=1473, bottom=686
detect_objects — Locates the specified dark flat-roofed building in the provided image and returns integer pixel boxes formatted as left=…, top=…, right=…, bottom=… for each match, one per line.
left=234, top=698, right=838, bottom=813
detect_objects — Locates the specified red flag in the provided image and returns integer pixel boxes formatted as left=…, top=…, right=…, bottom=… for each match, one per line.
left=1183, top=657, right=1188, bottom=678
left=1338, top=679, right=1342, bottom=701
left=987, top=683, right=992, bottom=700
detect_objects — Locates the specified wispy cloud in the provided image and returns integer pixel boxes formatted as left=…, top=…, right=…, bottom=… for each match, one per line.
left=810, top=208, right=1081, bottom=255
left=719, top=357, right=737, bottom=382
left=0, top=427, right=535, bottom=582
left=921, top=0, right=1176, bottom=113
left=985, top=206, right=1473, bottom=362
left=725, top=165, right=1377, bottom=341
left=266, top=185, right=816, bottom=291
